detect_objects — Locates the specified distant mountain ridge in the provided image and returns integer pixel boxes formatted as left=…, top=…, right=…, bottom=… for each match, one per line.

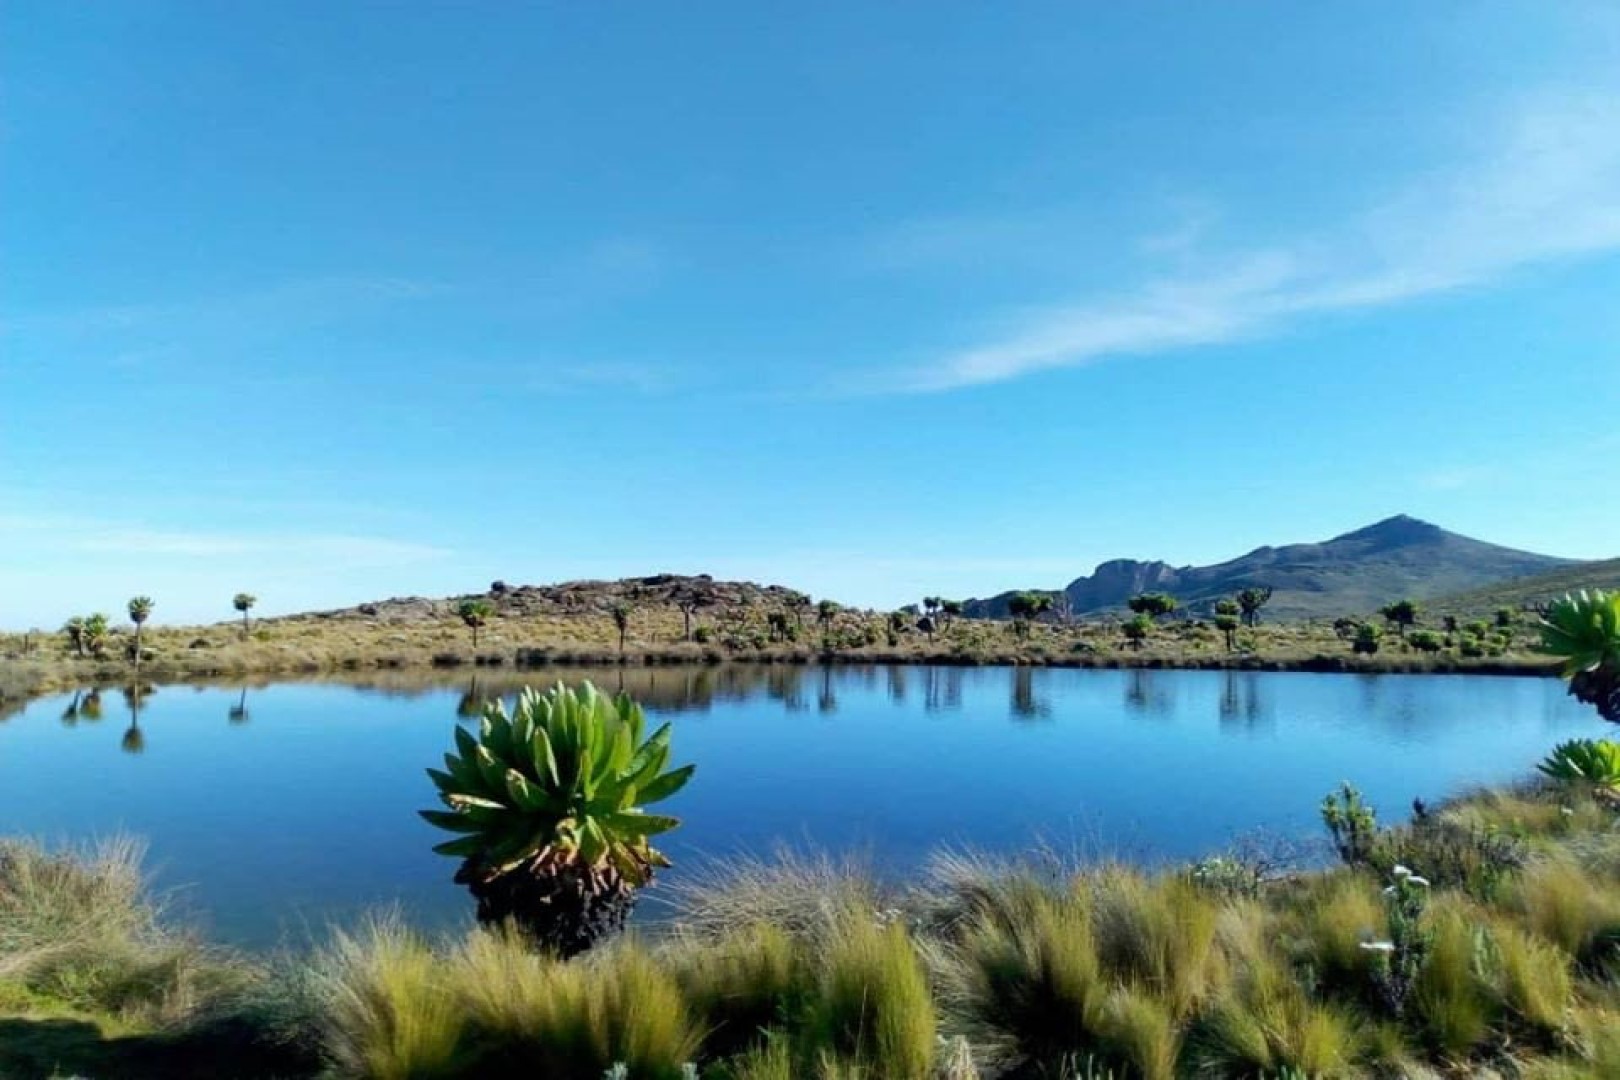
left=963, top=515, right=1584, bottom=621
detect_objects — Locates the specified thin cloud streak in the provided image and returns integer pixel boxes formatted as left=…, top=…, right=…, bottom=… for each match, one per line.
left=902, top=91, right=1620, bottom=392
left=1, top=513, right=448, bottom=564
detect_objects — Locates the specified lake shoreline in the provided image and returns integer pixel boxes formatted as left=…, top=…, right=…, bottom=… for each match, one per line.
left=1, top=643, right=1562, bottom=713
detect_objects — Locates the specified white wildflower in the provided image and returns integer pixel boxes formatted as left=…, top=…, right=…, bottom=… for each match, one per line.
left=1359, top=940, right=1396, bottom=953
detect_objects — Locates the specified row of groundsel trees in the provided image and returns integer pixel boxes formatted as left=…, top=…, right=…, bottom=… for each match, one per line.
left=456, top=596, right=636, bottom=653
left=1119, top=586, right=1271, bottom=650
left=62, top=593, right=259, bottom=660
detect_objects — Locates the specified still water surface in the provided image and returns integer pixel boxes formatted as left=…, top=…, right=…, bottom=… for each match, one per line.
left=0, top=665, right=1601, bottom=946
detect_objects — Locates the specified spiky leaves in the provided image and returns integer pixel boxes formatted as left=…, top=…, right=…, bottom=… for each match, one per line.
left=1537, top=738, right=1620, bottom=794
left=1540, top=590, right=1620, bottom=723
left=423, top=681, right=693, bottom=954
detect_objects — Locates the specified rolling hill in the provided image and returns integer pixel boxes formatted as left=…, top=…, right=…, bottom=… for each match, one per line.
left=1429, top=557, right=1620, bottom=617
left=963, top=515, right=1594, bottom=621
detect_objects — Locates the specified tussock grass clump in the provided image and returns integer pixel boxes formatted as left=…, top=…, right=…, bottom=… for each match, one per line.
left=1192, top=904, right=1365, bottom=1077
left=1274, top=871, right=1384, bottom=1002
left=1486, top=916, right=1573, bottom=1039
left=942, top=888, right=1104, bottom=1069
left=672, top=922, right=805, bottom=1060
left=661, top=848, right=884, bottom=944
left=0, top=835, right=251, bottom=1027
left=1085, top=869, right=1223, bottom=1019
left=1510, top=857, right=1620, bottom=966
left=1410, top=901, right=1496, bottom=1059
left=1093, top=986, right=1178, bottom=1080
left=1442, top=786, right=1611, bottom=842
left=806, top=916, right=937, bottom=1079
left=316, top=922, right=702, bottom=1079
left=313, top=916, right=464, bottom=1080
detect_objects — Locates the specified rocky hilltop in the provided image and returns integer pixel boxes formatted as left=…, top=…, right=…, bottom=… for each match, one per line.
left=284, top=574, right=811, bottom=625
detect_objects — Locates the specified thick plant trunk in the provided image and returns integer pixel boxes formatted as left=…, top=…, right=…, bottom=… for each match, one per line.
left=456, top=855, right=638, bottom=958
left=1570, top=670, right=1620, bottom=725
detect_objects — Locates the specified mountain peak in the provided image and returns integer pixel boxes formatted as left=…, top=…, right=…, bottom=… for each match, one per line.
left=1333, top=514, right=1447, bottom=547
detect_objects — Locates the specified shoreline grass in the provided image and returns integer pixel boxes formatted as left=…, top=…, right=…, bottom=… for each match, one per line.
left=3, top=776, right=1618, bottom=1078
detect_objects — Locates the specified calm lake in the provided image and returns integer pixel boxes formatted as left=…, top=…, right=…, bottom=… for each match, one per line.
left=0, top=665, right=1602, bottom=947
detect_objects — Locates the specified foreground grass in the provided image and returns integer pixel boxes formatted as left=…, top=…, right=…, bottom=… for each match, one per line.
left=3, top=780, right=1619, bottom=1078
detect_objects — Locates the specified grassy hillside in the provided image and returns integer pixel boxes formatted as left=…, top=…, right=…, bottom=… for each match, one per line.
left=1431, top=557, right=1620, bottom=617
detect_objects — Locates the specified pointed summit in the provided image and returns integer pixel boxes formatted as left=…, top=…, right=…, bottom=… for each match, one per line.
left=1333, top=514, right=1448, bottom=549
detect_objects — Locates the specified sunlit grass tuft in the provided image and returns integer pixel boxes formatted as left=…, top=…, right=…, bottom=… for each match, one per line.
left=1510, top=857, right=1620, bottom=966
left=807, top=916, right=936, bottom=1079
left=1192, top=903, right=1365, bottom=1077
left=671, top=921, right=805, bottom=1060
left=314, top=915, right=464, bottom=1080
left=1411, top=901, right=1496, bottom=1059
left=1085, top=869, right=1223, bottom=1019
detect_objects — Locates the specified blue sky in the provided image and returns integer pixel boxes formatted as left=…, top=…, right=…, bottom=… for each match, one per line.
left=3, top=2, right=1618, bottom=628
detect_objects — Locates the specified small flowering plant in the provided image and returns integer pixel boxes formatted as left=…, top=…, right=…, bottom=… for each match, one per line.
left=1360, top=864, right=1432, bottom=1017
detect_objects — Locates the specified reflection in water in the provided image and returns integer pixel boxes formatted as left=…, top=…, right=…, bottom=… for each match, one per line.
left=455, top=679, right=487, bottom=721
left=1217, top=672, right=1272, bottom=732
left=765, top=667, right=807, bottom=712
left=229, top=687, right=251, bottom=725
left=60, top=690, right=82, bottom=727
left=80, top=689, right=104, bottom=722
left=886, top=666, right=907, bottom=705
left=923, top=667, right=963, bottom=714
left=1010, top=667, right=1052, bottom=721
left=818, top=666, right=837, bottom=715
left=121, top=684, right=151, bottom=755
left=1123, top=669, right=1174, bottom=718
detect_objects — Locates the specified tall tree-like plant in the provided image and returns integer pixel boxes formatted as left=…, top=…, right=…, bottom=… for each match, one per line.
left=816, top=599, right=840, bottom=631
left=1128, top=592, right=1179, bottom=621
left=674, top=587, right=709, bottom=642
left=1540, top=590, right=1620, bottom=723
left=81, top=613, right=111, bottom=658
left=62, top=616, right=87, bottom=658
left=1236, top=586, right=1273, bottom=627
left=1007, top=592, right=1052, bottom=639
left=421, top=681, right=693, bottom=955
left=233, top=593, right=257, bottom=636
left=940, top=599, right=963, bottom=627
left=1122, top=613, right=1152, bottom=650
left=1213, top=598, right=1241, bottom=651
left=457, top=598, right=493, bottom=648
left=1380, top=599, right=1420, bottom=638
left=610, top=602, right=631, bottom=654
left=127, top=596, right=153, bottom=665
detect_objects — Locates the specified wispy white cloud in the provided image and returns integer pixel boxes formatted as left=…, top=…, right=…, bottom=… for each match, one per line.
left=900, top=91, right=1620, bottom=392
left=1417, top=465, right=1503, bottom=492
left=0, top=513, right=448, bottom=564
